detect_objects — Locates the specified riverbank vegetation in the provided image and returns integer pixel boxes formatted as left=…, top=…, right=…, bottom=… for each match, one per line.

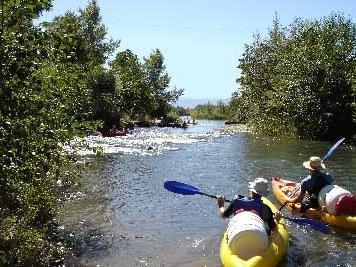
left=229, top=13, right=356, bottom=141
left=0, top=0, right=183, bottom=265
left=187, top=102, right=230, bottom=120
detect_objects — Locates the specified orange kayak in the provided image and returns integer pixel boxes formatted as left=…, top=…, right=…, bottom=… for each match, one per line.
left=271, top=177, right=356, bottom=231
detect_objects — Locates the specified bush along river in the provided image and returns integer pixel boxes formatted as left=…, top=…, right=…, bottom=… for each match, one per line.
left=62, top=120, right=356, bottom=267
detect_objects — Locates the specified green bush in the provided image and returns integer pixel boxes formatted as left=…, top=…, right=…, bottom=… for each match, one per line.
left=234, top=13, right=356, bottom=140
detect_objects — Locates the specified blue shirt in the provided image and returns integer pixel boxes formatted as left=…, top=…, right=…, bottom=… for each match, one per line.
left=300, top=171, right=334, bottom=196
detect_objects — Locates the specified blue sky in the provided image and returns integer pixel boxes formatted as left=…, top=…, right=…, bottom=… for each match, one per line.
left=39, top=0, right=356, bottom=99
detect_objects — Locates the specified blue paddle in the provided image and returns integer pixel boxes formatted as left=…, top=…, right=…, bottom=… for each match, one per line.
left=164, top=180, right=330, bottom=234
left=277, top=200, right=329, bottom=234
left=163, top=180, right=231, bottom=202
left=281, top=215, right=330, bottom=234
left=321, top=137, right=345, bottom=162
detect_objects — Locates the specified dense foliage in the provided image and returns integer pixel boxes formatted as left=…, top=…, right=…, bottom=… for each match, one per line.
left=110, top=49, right=184, bottom=124
left=143, top=49, right=184, bottom=119
left=0, top=0, right=183, bottom=265
left=230, top=14, right=356, bottom=140
left=0, top=0, right=88, bottom=265
left=188, top=102, right=230, bottom=120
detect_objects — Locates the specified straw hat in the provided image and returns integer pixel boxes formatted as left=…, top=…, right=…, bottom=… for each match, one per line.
left=248, top=178, right=269, bottom=196
left=303, top=156, right=325, bottom=170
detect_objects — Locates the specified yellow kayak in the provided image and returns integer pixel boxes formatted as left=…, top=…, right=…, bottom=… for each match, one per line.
left=272, top=177, right=356, bottom=230
left=220, top=197, right=288, bottom=267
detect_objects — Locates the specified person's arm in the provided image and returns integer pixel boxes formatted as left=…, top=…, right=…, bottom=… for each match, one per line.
left=261, top=204, right=277, bottom=234
left=217, top=196, right=226, bottom=217
left=273, top=211, right=281, bottom=225
left=286, top=179, right=308, bottom=204
left=217, top=196, right=234, bottom=219
left=268, top=213, right=281, bottom=234
left=285, top=190, right=304, bottom=203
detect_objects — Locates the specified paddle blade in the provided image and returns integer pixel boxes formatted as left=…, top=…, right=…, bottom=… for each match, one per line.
left=289, top=216, right=330, bottom=234
left=164, top=180, right=200, bottom=195
left=322, top=138, right=345, bottom=162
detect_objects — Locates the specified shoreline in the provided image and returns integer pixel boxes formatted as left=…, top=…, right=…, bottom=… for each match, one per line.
left=219, top=123, right=251, bottom=134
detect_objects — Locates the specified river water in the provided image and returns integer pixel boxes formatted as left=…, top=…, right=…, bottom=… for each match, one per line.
left=62, top=120, right=356, bottom=267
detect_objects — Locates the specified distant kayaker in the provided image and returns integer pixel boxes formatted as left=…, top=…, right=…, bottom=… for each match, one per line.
left=285, top=156, right=334, bottom=213
left=217, top=178, right=281, bottom=235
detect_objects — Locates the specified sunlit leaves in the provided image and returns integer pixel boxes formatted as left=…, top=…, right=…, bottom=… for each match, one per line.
left=111, top=49, right=153, bottom=119
left=0, top=0, right=105, bottom=265
left=234, top=13, right=356, bottom=140
left=143, top=49, right=184, bottom=118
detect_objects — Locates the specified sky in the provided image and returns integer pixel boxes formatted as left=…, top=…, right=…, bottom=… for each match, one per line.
left=39, top=0, right=356, bottom=100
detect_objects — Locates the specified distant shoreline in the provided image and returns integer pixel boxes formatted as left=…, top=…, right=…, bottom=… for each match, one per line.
left=176, top=97, right=230, bottom=108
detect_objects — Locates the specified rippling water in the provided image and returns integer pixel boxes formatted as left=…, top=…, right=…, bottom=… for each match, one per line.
left=61, top=120, right=356, bottom=267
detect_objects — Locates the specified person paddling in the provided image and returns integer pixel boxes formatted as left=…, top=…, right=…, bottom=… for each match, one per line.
left=217, top=178, right=280, bottom=235
left=285, top=156, right=334, bottom=213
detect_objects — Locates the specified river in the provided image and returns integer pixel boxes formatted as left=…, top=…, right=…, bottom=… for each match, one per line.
left=61, top=120, right=356, bottom=267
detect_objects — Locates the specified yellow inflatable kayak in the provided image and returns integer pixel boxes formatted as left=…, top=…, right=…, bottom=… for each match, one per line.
left=220, top=197, right=288, bottom=267
left=271, top=177, right=356, bottom=230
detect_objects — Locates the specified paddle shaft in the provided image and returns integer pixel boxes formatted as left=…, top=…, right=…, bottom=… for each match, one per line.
left=199, top=192, right=231, bottom=202
left=279, top=201, right=288, bottom=211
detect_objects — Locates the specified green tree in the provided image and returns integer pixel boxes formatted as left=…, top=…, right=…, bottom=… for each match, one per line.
left=0, top=0, right=105, bottom=265
left=235, top=13, right=356, bottom=140
left=44, top=0, right=119, bottom=128
left=111, top=49, right=155, bottom=120
left=229, top=92, right=247, bottom=123
left=91, top=69, right=121, bottom=127
left=1, top=0, right=60, bottom=265
left=143, top=49, right=184, bottom=118
left=44, top=0, right=118, bottom=68
left=189, top=102, right=229, bottom=120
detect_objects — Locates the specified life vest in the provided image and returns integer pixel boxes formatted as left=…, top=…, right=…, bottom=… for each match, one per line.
left=309, top=172, right=333, bottom=196
left=232, top=196, right=263, bottom=217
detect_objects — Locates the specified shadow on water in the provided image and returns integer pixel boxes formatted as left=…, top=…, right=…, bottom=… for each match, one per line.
left=60, top=121, right=356, bottom=266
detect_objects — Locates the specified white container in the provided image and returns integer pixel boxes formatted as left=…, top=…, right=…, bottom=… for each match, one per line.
left=226, top=211, right=268, bottom=259
left=318, top=185, right=351, bottom=214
